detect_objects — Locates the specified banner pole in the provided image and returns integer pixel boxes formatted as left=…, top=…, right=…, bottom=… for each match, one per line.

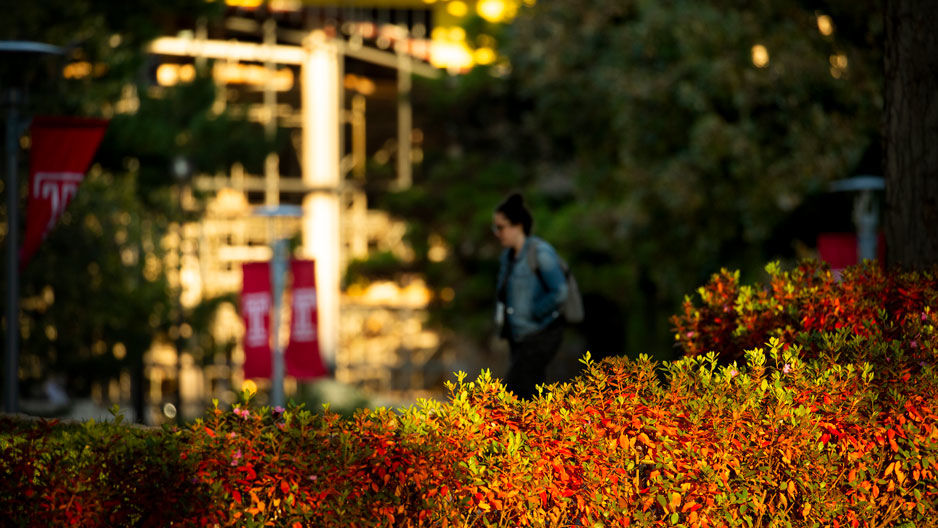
left=270, top=239, right=288, bottom=407
left=4, top=89, right=20, bottom=414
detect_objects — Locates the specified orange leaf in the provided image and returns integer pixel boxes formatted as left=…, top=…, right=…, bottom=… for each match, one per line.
left=884, top=462, right=895, bottom=477
left=888, top=429, right=899, bottom=451
left=670, top=492, right=681, bottom=509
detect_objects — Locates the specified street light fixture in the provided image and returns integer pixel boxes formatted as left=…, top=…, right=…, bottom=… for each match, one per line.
left=170, top=155, right=193, bottom=422
left=830, top=175, right=885, bottom=262
left=253, top=204, right=303, bottom=408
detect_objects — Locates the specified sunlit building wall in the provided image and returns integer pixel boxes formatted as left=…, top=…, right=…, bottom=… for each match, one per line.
left=41, top=0, right=534, bottom=421
left=30, top=1, right=857, bottom=421
left=135, top=3, right=457, bottom=421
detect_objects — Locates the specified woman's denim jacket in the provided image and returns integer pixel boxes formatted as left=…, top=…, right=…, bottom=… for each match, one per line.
left=495, top=236, right=568, bottom=341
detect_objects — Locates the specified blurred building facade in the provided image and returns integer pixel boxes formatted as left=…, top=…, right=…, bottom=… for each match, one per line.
left=136, top=0, right=503, bottom=422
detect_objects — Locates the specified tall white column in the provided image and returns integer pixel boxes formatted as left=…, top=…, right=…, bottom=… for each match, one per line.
left=301, top=31, right=341, bottom=369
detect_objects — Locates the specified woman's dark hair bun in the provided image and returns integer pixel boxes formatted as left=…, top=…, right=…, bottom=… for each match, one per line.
left=496, top=192, right=533, bottom=235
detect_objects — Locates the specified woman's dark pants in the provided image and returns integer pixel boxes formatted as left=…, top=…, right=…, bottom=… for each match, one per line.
left=505, top=319, right=563, bottom=400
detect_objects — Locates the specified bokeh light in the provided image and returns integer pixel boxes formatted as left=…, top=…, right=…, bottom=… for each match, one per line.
left=477, top=0, right=507, bottom=23
left=751, top=44, right=770, bottom=68
left=817, top=14, right=834, bottom=36
left=447, top=1, right=469, bottom=17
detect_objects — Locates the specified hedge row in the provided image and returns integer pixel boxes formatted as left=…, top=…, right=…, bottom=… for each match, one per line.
left=671, top=260, right=937, bottom=368
left=2, top=261, right=937, bottom=527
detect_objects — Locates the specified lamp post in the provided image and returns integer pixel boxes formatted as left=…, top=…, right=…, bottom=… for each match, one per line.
left=253, top=204, right=302, bottom=408
left=171, top=155, right=192, bottom=421
left=830, top=175, right=885, bottom=262
left=1, top=41, right=63, bottom=414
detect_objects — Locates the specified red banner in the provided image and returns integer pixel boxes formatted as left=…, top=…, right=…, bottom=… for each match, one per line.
left=818, top=232, right=886, bottom=279
left=286, top=259, right=328, bottom=379
left=242, top=261, right=272, bottom=379
left=21, top=116, right=109, bottom=266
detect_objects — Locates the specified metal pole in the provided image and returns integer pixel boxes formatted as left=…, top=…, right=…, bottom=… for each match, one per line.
left=831, top=176, right=885, bottom=265
left=395, top=38, right=412, bottom=189
left=4, top=89, right=20, bottom=414
left=171, top=156, right=191, bottom=422
left=1, top=41, right=63, bottom=415
left=253, top=205, right=301, bottom=407
left=175, top=193, right=184, bottom=422
left=854, top=189, right=879, bottom=262
left=270, top=238, right=287, bottom=407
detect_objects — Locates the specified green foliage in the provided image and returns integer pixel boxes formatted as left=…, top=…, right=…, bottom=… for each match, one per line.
left=344, top=250, right=409, bottom=288
left=386, top=0, right=884, bottom=358
left=672, top=260, right=938, bottom=366
left=2, top=342, right=935, bottom=526
left=2, top=2, right=276, bottom=401
left=18, top=168, right=171, bottom=395
left=0, top=413, right=209, bottom=526
left=5, top=264, right=938, bottom=527
left=0, top=0, right=222, bottom=117
left=99, top=75, right=276, bottom=202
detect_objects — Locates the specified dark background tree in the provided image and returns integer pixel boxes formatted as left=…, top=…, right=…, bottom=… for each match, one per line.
left=357, top=0, right=885, bottom=371
left=884, top=0, right=938, bottom=270
left=2, top=0, right=273, bottom=420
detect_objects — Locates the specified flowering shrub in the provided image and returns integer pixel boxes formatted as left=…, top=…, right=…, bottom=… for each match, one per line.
left=3, top=347, right=937, bottom=527
left=0, top=413, right=210, bottom=527
left=671, top=260, right=938, bottom=368
left=2, top=261, right=936, bottom=526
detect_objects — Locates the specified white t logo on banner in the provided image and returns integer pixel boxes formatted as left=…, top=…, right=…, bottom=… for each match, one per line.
left=291, top=288, right=317, bottom=341
left=33, top=171, right=84, bottom=231
left=243, top=292, right=271, bottom=347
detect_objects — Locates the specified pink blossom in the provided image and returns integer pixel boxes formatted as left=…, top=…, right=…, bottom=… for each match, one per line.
left=228, top=432, right=237, bottom=439
left=231, top=449, right=242, bottom=466
left=729, top=369, right=738, bottom=378
left=234, top=407, right=250, bottom=419
left=910, top=340, right=918, bottom=349
left=783, top=364, right=792, bottom=375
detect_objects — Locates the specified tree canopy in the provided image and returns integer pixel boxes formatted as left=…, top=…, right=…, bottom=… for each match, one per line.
left=370, top=0, right=884, bottom=360
left=2, top=0, right=272, bottom=409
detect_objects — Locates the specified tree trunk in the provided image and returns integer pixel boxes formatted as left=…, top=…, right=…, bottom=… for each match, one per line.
left=883, top=0, right=938, bottom=270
